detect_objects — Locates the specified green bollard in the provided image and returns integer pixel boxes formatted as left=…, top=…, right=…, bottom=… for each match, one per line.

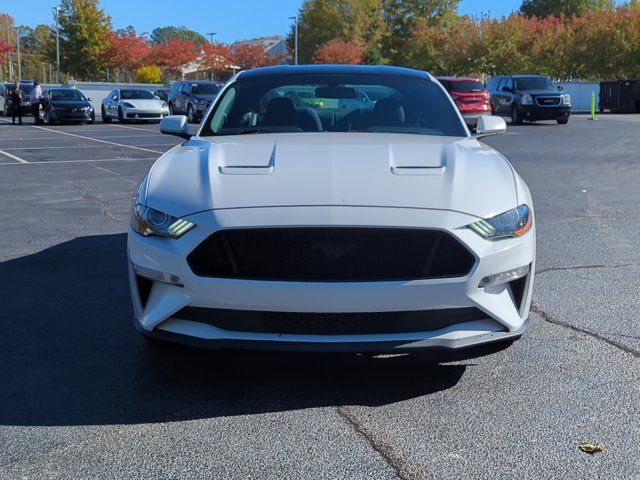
left=589, top=91, right=597, bottom=120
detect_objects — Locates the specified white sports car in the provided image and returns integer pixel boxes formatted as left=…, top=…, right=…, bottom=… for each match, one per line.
left=128, top=65, right=535, bottom=355
left=101, top=88, right=169, bottom=123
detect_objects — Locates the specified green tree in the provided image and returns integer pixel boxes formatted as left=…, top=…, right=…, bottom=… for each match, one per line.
left=150, top=26, right=206, bottom=45
left=381, top=0, right=459, bottom=62
left=520, top=0, right=614, bottom=18
left=287, top=0, right=385, bottom=64
left=58, top=0, right=112, bottom=79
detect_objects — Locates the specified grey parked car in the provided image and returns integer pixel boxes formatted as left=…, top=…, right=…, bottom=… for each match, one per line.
left=167, top=81, right=221, bottom=123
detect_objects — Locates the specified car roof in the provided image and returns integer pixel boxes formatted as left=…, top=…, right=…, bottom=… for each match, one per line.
left=237, top=64, right=430, bottom=80
left=437, top=76, right=480, bottom=82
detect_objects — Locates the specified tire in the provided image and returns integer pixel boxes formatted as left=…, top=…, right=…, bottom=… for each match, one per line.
left=168, top=103, right=174, bottom=115
left=101, top=106, right=111, bottom=123
left=187, top=104, right=195, bottom=124
left=557, top=116, right=569, bottom=125
left=88, top=111, right=95, bottom=125
left=511, top=104, right=523, bottom=125
left=117, top=106, right=128, bottom=123
left=44, top=108, right=55, bottom=125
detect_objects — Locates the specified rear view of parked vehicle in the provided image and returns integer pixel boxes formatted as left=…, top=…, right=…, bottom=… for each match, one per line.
left=488, top=75, right=571, bottom=125
left=167, top=81, right=221, bottom=123
left=437, top=77, right=490, bottom=128
left=101, top=88, right=169, bottom=123
left=40, top=88, right=95, bottom=124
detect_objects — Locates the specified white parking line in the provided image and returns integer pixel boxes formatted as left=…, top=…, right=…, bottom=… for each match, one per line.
left=0, top=157, right=156, bottom=165
left=30, top=124, right=163, bottom=154
left=0, top=149, right=29, bottom=163
left=1, top=143, right=178, bottom=151
left=110, top=124, right=163, bottom=133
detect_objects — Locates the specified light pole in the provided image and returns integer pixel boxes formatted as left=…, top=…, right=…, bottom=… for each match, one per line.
left=207, top=32, right=217, bottom=44
left=53, top=6, right=60, bottom=84
left=15, top=27, right=21, bottom=81
left=288, top=16, right=298, bottom=65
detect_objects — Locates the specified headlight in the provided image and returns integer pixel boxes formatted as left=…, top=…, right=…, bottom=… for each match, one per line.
left=520, top=94, right=533, bottom=106
left=131, top=204, right=195, bottom=238
left=468, top=205, right=532, bottom=240
left=122, top=101, right=135, bottom=108
left=562, top=94, right=571, bottom=106
left=161, top=101, right=168, bottom=108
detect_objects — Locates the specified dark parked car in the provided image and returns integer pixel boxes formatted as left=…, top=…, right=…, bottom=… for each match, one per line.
left=487, top=75, right=570, bottom=125
left=153, top=88, right=169, bottom=102
left=4, top=81, right=34, bottom=116
left=40, top=88, right=95, bottom=124
left=167, top=81, right=221, bottom=123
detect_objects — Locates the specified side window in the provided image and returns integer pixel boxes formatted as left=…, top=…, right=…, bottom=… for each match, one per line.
left=504, top=78, right=513, bottom=91
left=487, top=77, right=499, bottom=92
left=111, top=90, right=119, bottom=100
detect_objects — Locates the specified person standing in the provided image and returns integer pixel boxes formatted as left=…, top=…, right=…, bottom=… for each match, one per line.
left=30, top=81, right=43, bottom=125
left=10, top=82, right=23, bottom=125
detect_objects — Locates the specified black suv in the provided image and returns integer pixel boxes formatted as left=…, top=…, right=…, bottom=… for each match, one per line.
left=167, top=81, right=221, bottom=123
left=487, top=75, right=570, bottom=125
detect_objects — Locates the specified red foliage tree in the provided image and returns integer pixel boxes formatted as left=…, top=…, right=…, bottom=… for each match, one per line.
left=229, top=41, right=268, bottom=69
left=147, top=38, right=201, bottom=77
left=201, top=42, right=232, bottom=74
left=313, top=40, right=364, bottom=64
left=102, top=32, right=149, bottom=78
left=0, top=40, right=12, bottom=64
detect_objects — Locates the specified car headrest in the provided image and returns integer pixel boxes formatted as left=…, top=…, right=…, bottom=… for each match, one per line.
left=373, top=98, right=405, bottom=125
left=263, top=97, right=297, bottom=126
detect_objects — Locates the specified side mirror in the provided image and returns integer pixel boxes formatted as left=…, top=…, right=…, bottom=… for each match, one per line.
left=86, top=97, right=92, bottom=101
left=556, top=85, right=563, bottom=91
left=113, top=96, right=119, bottom=101
left=160, top=115, right=191, bottom=140
left=474, top=115, right=507, bottom=139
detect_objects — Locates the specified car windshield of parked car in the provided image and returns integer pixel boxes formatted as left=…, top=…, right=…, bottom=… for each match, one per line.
left=514, top=77, right=555, bottom=91
left=449, top=80, right=485, bottom=93
left=121, top=89, right=155, bottom=100
left=21, top=84, right=34, bottom=95
left=49, top=89, right=86, bottom=101
left=191, top=83, right=220, bottom=95
left=203, top=74, right=467, bottom=137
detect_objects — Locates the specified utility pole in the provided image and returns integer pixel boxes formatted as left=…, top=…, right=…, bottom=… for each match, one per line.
left=15, top=27, right=21, bottom=81
left=288, top=16, right=298, bottom=65
left=207, top=32, right=217, bottom=44
left=53, top=6, right=60, bottom=84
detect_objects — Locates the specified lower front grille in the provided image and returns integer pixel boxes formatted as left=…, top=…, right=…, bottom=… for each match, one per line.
left=535, top=96, right=561, bottom=107
left=172, top=307, right=488, bottom=335
left=187, top=227, right=475, bottom=282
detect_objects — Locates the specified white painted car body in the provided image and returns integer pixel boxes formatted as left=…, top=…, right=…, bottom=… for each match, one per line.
left=101, top=89, right=169, bottom=122
left=128, top=66, right=535, bottom=354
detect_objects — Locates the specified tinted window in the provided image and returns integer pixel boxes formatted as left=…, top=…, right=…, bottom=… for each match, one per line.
left=514, top=76, right=555, bottom=91
left=449, top=80, right=484, bottom=93
left=191, top=83, right=220, bottom=95
left=21, top=84, right=34, bottom=95
left=49, top=89, right=86, bottom=101
left=202, top=74, right=467, bottom=138
left=120, top=89, right=154, bottom=100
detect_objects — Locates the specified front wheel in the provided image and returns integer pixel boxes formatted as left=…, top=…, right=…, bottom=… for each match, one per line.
left=511, top=104, right=523, bottom=125
left=101, top=106, right=111, bottom=123
left=187, top=105, right=196, bottom=124
left=557, top=116, right=569, bottom=125
left=117, top=106, right=128, bottom=123
left=44, top=108, right=55, bottom=125
left=88, top=111, right=95, bottom=124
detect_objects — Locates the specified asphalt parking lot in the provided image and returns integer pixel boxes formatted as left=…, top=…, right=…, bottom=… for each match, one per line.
left=1, top=115, right=639, bottom=479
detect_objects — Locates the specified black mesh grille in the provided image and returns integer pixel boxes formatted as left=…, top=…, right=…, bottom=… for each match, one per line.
left=187, top=228, right=475, bottom=282
left=173, top=307, right=488, bottom=335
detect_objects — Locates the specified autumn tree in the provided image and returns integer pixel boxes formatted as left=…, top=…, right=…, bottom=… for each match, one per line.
left=146, top=38, right=200, bottom=78
left=520, top=0, right=614, bottom=18
left=0, top=40, right=12, bottom=64
left=229, top=41, right=269, bottom=69
left=102, top=30, right=149, bottom=81
left=313, top=39, right=364, bottom=63
left=58, top=0, right=112, bottom=79
left=201, top=42, right=233, bottom=77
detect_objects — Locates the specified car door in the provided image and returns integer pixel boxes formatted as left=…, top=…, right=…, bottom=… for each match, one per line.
left=501, top=78, right=515, bottom=113
left=178, top=83, right=189, bottom=113
left=109, top=90, right=120, bottom=116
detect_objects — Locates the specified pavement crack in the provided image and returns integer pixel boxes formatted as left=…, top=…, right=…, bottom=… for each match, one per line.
left=336, top=405, right=431, bottom=480
left=536, top=263, right=633, bottom=275
left=530, top=301, right=640, bottom=359
left=73, top=185, right=125, bottom=222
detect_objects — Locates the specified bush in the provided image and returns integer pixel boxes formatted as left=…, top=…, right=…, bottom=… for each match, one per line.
left=133, top=65, right=162, bottom=84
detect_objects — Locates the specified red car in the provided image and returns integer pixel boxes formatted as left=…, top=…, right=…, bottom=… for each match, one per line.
left=437, top=77, right=491, bottom=128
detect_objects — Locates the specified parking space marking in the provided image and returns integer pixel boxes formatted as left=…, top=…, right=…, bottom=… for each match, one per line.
left=110, top=123, right=163, bottom=133
left=30, top=124, right=163, bottom=154
left=1, top=143, right=178, bottom=151
left=0, top=157, right=156, bottom=165
left=0, top=148, right=29, bottom=163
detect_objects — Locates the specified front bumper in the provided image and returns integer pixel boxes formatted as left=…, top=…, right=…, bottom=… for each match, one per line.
left=518, top=104, right=570, bottom=121
left=128, top=206, right=536, bottom=353
left=49, top=109, right=94, bottom=122
left=124, top=108, right=169, bottom=121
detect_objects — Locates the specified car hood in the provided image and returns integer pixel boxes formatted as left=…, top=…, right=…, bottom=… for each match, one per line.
left=146, top=133, right=518, bottom=219
left=122, top=99, right=163, bottom=108
left=50, top=100, right=91, bottom=108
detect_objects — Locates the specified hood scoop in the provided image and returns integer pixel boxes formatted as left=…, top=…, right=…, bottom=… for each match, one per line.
left=216, top=142, right=276, bottom=175
left=389, top=143, right=446, bottom=175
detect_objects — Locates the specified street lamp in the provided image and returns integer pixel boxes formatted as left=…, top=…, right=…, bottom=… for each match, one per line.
left=207, top=32, right=217, bottom=44
left=14, top=27, right=21, bottom=81
left=52, top=6, right=60, bottom=84
left=288, top=16, right=298, bottom=65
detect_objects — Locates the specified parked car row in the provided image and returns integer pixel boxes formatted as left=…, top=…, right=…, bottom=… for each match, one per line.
left=437, top=74, right=571, bottom=127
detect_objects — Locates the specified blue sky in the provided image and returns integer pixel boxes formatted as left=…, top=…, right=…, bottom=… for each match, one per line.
left=7, top=1, right=523, bottom=43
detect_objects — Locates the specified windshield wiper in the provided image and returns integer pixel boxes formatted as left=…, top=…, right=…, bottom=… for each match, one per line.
left=239, top=127, right=272, bottom=135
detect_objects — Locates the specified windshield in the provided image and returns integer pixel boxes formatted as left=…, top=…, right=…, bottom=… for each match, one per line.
left=514, top=77, right=555, bottom=91
left=49, top=89, right=86, bottom=101
left=120, top=89, right=154, bottom=100
left=191, top=83, right=220, bottom=95
left=448, top=80, right=485, bottom=93
left=21, top=84, right=34, bottom=94
left=202, top=74, right=467, bottom=137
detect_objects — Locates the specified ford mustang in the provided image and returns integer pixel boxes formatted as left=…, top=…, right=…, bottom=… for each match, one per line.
left=128, top=65, right=535, bottom=355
